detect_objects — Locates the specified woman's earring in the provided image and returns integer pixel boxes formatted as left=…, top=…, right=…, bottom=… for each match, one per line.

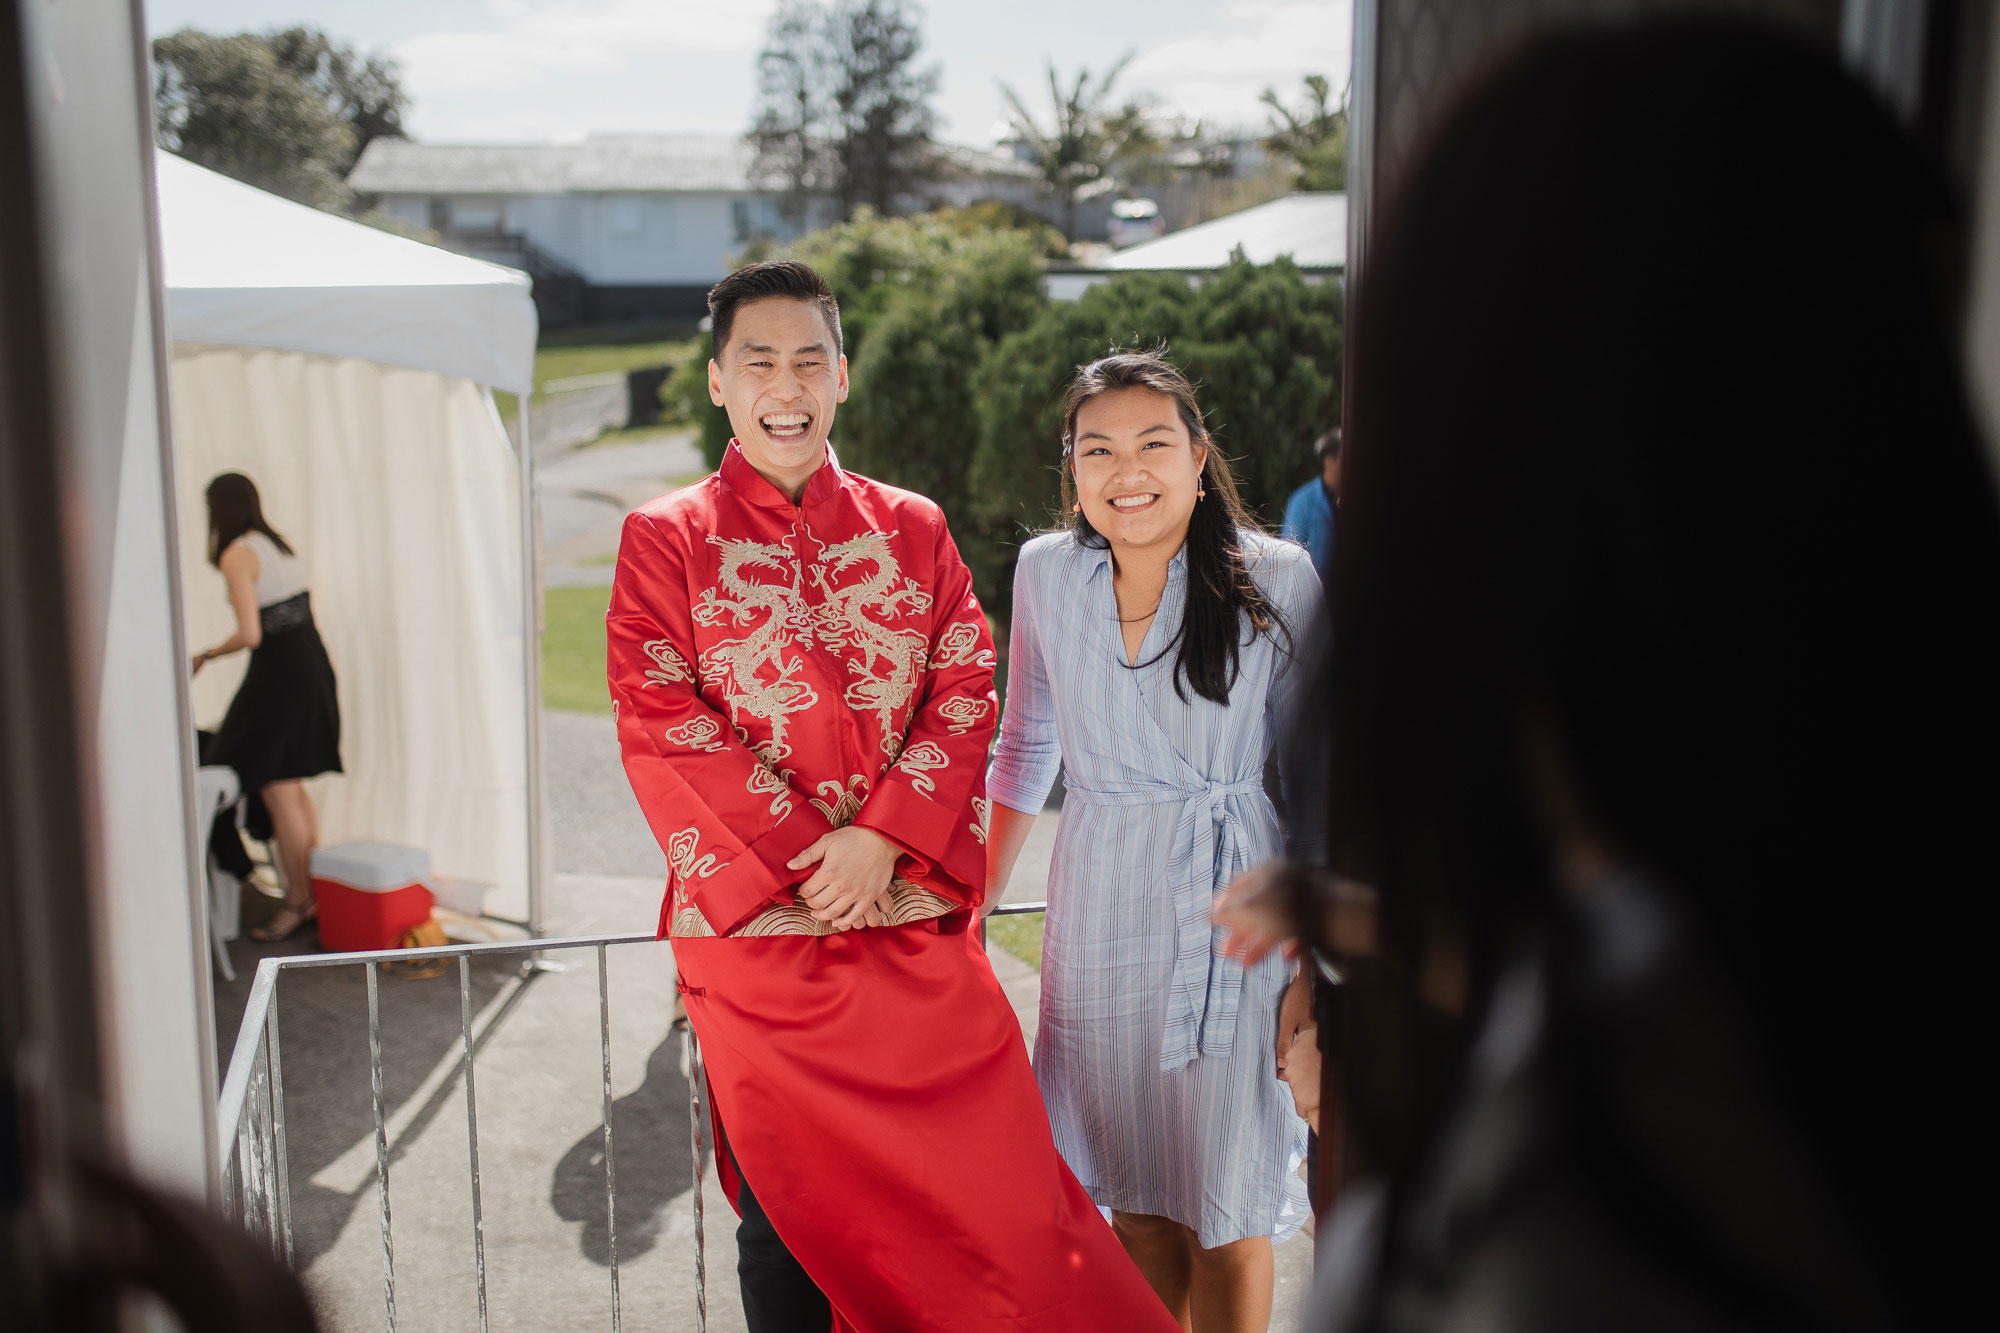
left=1197, top=488, right=1207, bottom=500
left=1072, top=502, right=1082, bottom=515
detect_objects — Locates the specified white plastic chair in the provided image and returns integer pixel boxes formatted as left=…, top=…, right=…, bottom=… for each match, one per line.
left=194, top=765, right=242, bottom=981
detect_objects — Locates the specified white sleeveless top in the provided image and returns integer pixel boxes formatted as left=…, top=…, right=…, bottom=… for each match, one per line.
left=232, top=530, right=309, bottom=608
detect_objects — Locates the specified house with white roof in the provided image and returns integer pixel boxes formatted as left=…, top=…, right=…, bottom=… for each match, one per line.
left=1046, top=192, right=1347, bottom=301
left=348, top=134, right=819, bottom=326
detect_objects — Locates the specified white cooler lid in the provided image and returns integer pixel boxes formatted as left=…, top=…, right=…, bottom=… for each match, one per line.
left=310, top=840, right=432, bottom=891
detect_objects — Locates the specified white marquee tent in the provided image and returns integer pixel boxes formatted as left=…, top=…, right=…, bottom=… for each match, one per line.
left=157, top=152, right=545, bottom=924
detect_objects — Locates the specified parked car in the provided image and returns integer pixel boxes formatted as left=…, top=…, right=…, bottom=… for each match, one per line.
left=1108, top=197, right=1166, bottom=248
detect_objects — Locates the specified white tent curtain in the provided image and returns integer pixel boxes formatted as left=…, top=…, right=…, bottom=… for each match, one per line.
left=174, top=346, right=530, bottom=917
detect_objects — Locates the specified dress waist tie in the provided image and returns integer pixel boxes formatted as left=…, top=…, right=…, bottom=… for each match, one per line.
left=1063, top=776, right=1265, bottom=1072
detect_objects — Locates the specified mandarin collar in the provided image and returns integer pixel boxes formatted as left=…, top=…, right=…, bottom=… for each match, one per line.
left=1083, top=534, right=1191, bottom=582
left=718, top=439, right=847, bottom=510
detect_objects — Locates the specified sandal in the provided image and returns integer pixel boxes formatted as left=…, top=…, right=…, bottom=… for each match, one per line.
left=250, top=900, right=317, bottom=943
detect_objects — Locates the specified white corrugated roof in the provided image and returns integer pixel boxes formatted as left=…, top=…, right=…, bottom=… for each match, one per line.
left=348, top=133, right=759, bottom=195
left=1107, top=192, right=1346, bottom=272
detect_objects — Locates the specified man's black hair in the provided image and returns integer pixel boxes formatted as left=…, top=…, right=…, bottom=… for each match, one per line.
left=706, top=260, right=843, bottom=361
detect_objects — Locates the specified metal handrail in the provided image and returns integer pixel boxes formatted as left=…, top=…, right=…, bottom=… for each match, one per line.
left=217, top=904, right=1048, bottom=1332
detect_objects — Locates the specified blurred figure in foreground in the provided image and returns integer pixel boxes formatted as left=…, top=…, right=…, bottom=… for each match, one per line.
left=1221, top=18, right=1996, bottom=1332
left=1281, top=430, right=1341, bottom=583
left=194, top=473, right=342, bottom=942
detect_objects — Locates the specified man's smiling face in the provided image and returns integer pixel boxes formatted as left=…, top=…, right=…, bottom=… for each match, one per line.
left=708, top=296, right=848, bottom=498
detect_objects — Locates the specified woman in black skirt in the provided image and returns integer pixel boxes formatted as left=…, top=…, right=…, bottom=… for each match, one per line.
left=192, top=473, right=342, bottom=942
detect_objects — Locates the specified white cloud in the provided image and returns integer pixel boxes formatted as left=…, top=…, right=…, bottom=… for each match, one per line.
left=397, top=0, right=776, bottom=120
left=1124, top=1, right=1351, bottom=134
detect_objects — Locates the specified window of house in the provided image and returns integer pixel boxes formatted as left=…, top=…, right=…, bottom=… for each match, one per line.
left=452, top=201, right=503, bottom=232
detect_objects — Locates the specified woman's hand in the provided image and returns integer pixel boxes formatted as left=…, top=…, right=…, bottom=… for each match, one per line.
left=1280, top=1024, right=1321, bottom=1133
left=1213, top=863, right=1299, bottom=966
left=793, top=826, right=901, bottom=931
left=190, top=650, right=209, bottom=677
left=1276, top=968, right=1313, bottom=1074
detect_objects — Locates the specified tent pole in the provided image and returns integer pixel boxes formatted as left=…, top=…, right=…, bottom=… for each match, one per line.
left=519, top=395, right=547, bottom=940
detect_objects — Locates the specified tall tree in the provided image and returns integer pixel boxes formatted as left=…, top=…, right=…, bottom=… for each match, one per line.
left=748, top=0, right=833, bottom=229
left=153, top=29, right=354, bottom=210
left=1261, top=74, right=1347, bottom=191
left=153, top=26, right=410, bottom=208
left=747, top=1, right=940, bottom=227
left=827, top=1, right=939, bottom=217
left=999, top=56, right=1147, bottom=241
left=265, top=26, right=408, bottom=175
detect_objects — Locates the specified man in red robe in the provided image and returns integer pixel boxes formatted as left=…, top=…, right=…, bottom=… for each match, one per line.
left=607, top=261, right=1177, bottom=1332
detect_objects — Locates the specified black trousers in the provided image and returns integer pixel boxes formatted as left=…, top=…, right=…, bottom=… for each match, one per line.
left=724, top=1127, right=830, bottom=1333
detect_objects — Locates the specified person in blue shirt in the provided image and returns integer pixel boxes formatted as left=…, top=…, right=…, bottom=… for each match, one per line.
left=1281, top=431, right=1340, bottom=581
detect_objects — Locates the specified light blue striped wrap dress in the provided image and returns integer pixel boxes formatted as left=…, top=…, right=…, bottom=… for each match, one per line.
left=987, top=528, right=1322, bottom=1248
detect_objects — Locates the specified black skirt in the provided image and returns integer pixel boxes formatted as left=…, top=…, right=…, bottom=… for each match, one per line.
left=208, top=592, right=343, bottom=794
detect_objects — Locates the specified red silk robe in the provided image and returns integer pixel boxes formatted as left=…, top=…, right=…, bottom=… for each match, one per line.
left=609, top=442, right=1177, bottom=1332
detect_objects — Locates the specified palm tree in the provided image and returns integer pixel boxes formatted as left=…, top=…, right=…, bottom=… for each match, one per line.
left=999, top=55, right=1145, bottom=241
left=1261, top=74, right=1347, bottom=191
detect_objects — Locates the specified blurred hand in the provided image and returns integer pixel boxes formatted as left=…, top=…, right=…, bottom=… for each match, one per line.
left=1214, top=863, right=1297, bottom=965
left=190, top=652, right=208, bottom=678
left=793, top=827, right=900, bottom=931
left=1280, top=1024, right=1322, bottom=1133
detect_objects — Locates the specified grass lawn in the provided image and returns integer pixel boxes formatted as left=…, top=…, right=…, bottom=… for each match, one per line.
left=986, top=913, right=1045, bottom=969
left=495, top=325, right=701, bottom=421
left=542, top=584, right=615, bottom=715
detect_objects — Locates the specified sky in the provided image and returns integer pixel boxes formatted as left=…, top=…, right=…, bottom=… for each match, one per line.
left=144, top=0, right=1352, bottom=146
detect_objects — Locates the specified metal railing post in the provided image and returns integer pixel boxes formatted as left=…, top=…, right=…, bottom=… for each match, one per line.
left=266, top=985, right=295, bottom=1265
left=367, top=961, right=398, bottom=1331
left=688, top=1023, right=708, bottom=1333
left=598, top=944, right=623, bottom=1332
left=459, top=955, right=490, bottom=1332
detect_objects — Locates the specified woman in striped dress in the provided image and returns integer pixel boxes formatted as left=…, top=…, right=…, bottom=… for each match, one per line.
left=985, top=351, right=1320, bottom=1332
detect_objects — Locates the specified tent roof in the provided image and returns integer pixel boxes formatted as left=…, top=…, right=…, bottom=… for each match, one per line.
left=1107, top=192, right=1347, bottom=273
left=156, top=153, right=538, bottom=394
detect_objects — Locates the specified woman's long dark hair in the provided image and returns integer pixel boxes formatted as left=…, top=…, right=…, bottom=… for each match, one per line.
left=205, top=472, right=294, bottom=568
left=1057, top=350, right=1291, bottom=705
left=1331, top=18, right=1997, bottom=1322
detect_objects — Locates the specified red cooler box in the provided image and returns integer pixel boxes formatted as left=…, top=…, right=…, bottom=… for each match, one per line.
left=312, top=841, right=434, bottom=952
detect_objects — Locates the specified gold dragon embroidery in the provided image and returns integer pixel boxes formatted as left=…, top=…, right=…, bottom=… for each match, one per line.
left=808, top=531, right=932, bottom=750
left=692, top=536, right=819, bottom=760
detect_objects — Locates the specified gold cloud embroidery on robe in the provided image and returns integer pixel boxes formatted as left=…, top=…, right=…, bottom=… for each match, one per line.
left=746, top=763, right=795, bottom=820
left=936, top=695, right=990, bottom=736
left=641, top=638, right=693, bottom=687
left=663, top=716, right=727, bottom=753
left=893, top=741, right=949, bottom=797
left=693, top=536, right=819, bottom=759
left=666, top=827, right=722, bottom=883
left=969, top=795, right=991, bottom=845
left=930, top=619, right=996, bottom=670
left=809, top=531, right=932, bottom=750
